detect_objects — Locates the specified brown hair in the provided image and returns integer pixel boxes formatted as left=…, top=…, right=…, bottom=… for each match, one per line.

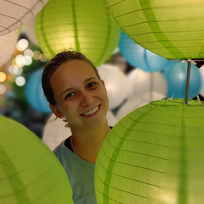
left=42, top=50, right=101, bottom=106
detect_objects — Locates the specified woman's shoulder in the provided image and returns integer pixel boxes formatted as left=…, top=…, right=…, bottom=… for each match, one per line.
left=53, top=138, right=68, bottom=154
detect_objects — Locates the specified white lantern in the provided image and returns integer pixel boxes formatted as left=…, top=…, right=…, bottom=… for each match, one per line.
left=23, top=17, right=38, bottom=45
left=97, top=64, right=131, bottom=110
left=42, top=114, right=71, bottom=151
left=116, top=96, right=147, bottom=120
left=0, top=0, right=48, bottom=36
left=127, top=69, right=167, bottom=102
left=199, top=65, right=204, bottom=97
left=106, top=110, right=118, bottom=127
left=0, top=29, right=19, bottom=66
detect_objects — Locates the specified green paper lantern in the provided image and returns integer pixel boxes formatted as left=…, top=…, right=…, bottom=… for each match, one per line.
left=35, top=0, right=121, bottom=67
left=95, top=98, right=204, bottom=204
left=104, top=0, right=204, bottom=60
left=0, top=116, right=73, bottom=204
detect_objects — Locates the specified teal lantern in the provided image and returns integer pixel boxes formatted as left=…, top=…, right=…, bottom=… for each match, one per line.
left=25, top=68, right=51, bottom=113
left=0, top=115, right=73, bottom=204
left=95, top=98, right=204, bottom=204
left=104, top=0, right=204, bottom=60
left=119, top=31, right=170, bottom=72
left=163, top=61, right=202, bottom=99
left=35, top=0, right=121, bottom=67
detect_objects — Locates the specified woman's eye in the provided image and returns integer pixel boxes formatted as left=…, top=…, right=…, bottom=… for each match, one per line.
left=65, top=92, right=75, bottom=99
left=87, top=82, right=97, bottom=88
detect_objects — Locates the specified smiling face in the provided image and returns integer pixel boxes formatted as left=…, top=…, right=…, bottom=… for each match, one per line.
left=49, top=60, right=109, bottom=130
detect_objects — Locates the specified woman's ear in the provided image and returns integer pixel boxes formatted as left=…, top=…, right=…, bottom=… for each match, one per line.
left=100, top=79, right=106, bottom=87
left=100, top=80, right=107, bottom=91
left=49, top=104, right=64, bottom=119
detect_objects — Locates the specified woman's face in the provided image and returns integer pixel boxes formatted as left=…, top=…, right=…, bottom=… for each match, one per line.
left=49, top=60, right=109, bottom=130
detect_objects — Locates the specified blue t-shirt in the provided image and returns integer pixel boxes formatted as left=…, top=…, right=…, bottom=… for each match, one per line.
left=53, top=140, right=97, bottom=204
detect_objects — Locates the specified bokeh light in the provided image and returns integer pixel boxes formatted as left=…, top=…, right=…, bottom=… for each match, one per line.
left=24, top=49, right=33, bottom=57
left=15, top=55, right=26, bottom=67
left=16, top=38, right=29, bottom=51
left=24, top=55, right=32, bottom=65
left=15, top=76, right=26, bottom=86
left=33, top=50, right=41, bottom=60
left=0, top=84, right=6, bottom=94
left=0, top=72, right=6, bottom=82
left=8, top=65, right=23, bottom=75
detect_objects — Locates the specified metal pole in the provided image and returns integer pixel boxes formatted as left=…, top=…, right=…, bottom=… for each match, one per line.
left=184, top=61, right=191, bottom=104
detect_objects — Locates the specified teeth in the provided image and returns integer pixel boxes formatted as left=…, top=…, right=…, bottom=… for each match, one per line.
left=82, top=106, right=99, bottom=116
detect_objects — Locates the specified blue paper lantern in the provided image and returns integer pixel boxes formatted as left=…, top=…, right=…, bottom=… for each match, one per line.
left=25, top=68, right=51, bottom=113
left=163, top=61, right=202, bottom=99
left=118, top=31, right=171, bottom=72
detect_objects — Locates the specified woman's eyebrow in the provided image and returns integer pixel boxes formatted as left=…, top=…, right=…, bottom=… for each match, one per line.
left=84, top=77, right=97, bottom=83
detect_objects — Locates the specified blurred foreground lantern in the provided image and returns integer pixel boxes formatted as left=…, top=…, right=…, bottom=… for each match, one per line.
left=25, top=68, right=51, bottom=113
left=35, top=0, right=121, bottom=67
left=104, top=0, right=204, bottom=60
left=0, top=115, right=73, bottom=204
left=119, top=31, right=170, bottom=72
left=0, top=29, right=19, bottom=66
left=0, top=0, right=48, bottom=36
left=163, top=61, right=202, bottom=99
left=95, top=98, right=204, bottom=204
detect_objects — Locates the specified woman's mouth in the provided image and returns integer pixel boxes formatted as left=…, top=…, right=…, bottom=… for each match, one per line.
left=81, top=105, right=100, bottom=116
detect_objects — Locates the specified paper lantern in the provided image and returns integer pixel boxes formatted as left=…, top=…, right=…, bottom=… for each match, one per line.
left=119, top=31, right=170, bottom=72
left=0, top=115, right=73, bottom=204
left=23, top=17, right=38, bottom=45
left=0, top=29, right=19, bottom=66
left=163, top=61, right=202, bottom=99
left=199, top=65, right=204, bottom=97
left=25, top=68, right=51, bottom=113
left=104, top=0, right=204, bottom=60
left=35, top=0, right=121, bottom=67
left=97, top=64, right=130, bottom=109
left=43, top=111, right=118, bottom=150
left=0, top=0, right=48, bottom=36
left=106, top=110, right=118, bottom=127
left=116, top=95, right=147, bottom=120
left=43, top=113, right=72, bottom=151
left=127, top=69, right=167, bottom=101
left=95, top=98, right=204, bottom=204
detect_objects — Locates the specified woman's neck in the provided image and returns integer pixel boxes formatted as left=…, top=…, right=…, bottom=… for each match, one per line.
left=70, top=121, right=111, bottom=163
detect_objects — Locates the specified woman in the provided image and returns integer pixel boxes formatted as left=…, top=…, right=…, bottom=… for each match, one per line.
left=42, top=50, right=111, bottom=204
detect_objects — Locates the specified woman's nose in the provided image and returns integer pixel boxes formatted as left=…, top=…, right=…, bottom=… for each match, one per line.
left=80, top=91, right=93, bottom=106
